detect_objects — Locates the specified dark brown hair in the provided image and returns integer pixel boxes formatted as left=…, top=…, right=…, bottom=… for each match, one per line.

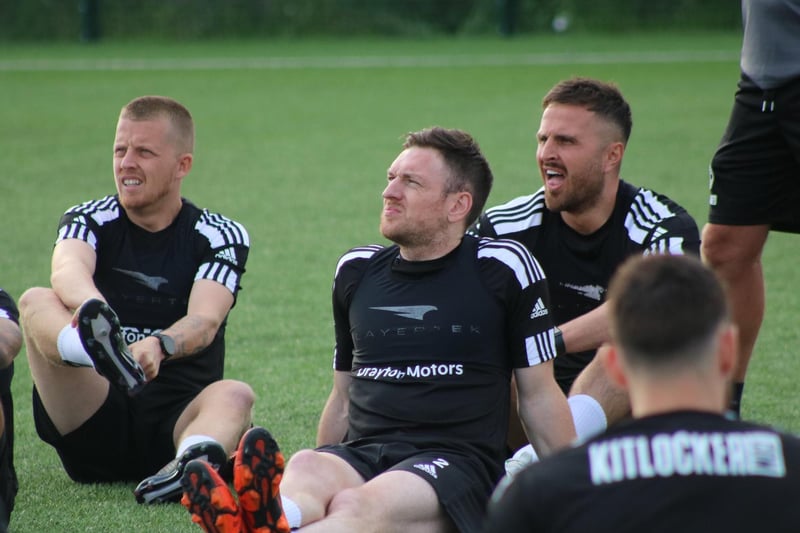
left=403, top=126, right=493, bottom=226
left=608, top=254, right=729, bottom=369
left=543, top=77, right=632, bottom=143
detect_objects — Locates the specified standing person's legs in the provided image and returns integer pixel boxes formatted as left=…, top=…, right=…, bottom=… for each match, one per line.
left=703, top=75, right=800, bottom=416
left=701, top=223, right=769, bottom=384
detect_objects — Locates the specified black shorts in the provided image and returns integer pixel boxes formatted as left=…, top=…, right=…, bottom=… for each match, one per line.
left=32, top=382, right=193, bottom=483
left=708, top=73, right=800, bottom=232
left=0, top=430, right=12, bottom=532
left=0, top=393, right=17, bottom=530
left=318, top=437, right=500, bottom=533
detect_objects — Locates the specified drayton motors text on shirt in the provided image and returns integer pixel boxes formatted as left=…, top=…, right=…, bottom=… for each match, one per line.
left=355, top=363, right=465, bottom=381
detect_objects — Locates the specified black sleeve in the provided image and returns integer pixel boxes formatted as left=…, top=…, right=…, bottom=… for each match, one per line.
left=331, top=247, right=379, bottom=372
left=0, top=290, right=18, bottom=324
left=646, top=211, right=701, bottom=256
left=468, top=212, right=499, bottom=239
left=478, top=238, right=559, bottom=368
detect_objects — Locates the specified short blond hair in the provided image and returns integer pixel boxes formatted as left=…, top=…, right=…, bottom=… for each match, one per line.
left=120, top=95, right=194, bottom=153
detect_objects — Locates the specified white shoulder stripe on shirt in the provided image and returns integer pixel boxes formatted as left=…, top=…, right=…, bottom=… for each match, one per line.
left=478, top=238, right=546, bottom=289
left=334, top=245, right=383, bottom=279
left=482, top=191, right=546, bottom=235
left=196, top=210, right=250, bottom=248
left=625, top=188, right=679, bottom=246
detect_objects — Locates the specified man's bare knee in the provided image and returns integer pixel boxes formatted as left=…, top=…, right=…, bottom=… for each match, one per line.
left=701, top=224, right=767, bottom=269
left=19, top=287, right=54, bottom=320
left=203, top=379, right=255, bottom=411
left=285, top=449, right=325, bottom=475
left=327, top=487, right=366, bottom=517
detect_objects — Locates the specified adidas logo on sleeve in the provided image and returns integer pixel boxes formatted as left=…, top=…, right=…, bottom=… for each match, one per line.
left=530, top=298, right=549, bottom=319
left=214, top=247, right=238, bottom=266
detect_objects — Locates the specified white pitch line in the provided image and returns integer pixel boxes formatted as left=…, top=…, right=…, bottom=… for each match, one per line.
left=0, top=50, right=738, bottom=72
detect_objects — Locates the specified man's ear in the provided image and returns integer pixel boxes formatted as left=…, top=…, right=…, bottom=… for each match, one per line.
left=600, top=343, right=628, bottom=390
left=604, top=141, right=624, bottom=174
left=448, top=191, right=473, bottom=224
left=176, top=153, right=193, bottom=180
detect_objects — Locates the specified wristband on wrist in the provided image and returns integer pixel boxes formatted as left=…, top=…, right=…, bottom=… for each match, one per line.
left=553, top=326, right=566, bottom=356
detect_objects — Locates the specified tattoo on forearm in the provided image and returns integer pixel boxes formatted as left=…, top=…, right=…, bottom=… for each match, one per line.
left=173, top=315, right=214, bottom=356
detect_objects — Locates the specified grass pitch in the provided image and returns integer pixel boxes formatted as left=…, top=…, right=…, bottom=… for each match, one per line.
left=2, top=32, right=797, bottom=531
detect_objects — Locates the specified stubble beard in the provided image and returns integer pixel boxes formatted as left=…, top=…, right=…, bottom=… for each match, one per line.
left=380, top=217, right=446, bottom=251
left=544, top=165, right=605, bottom=215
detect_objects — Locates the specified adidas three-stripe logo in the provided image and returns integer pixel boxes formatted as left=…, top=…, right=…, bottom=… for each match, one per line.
left=530, top=297, right=549, bottom=318
left=214, top=247, right=238, bottom=265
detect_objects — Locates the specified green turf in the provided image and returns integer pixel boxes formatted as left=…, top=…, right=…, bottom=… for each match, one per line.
left=2, top=32, right=798, bottom=531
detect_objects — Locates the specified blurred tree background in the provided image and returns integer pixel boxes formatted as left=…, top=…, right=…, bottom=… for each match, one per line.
left=0, top=0, right=739, bottom=42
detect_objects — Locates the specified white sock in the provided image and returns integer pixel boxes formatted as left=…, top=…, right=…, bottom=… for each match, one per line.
left=177, top=435, right=219, bottom=458
left=568, top=394, right=607, bottom=443
left=281, top=495, right=302, bottom=530
left=56, top=325, right=94, bottom=367
left=505, top=394, right=608, bottom=477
